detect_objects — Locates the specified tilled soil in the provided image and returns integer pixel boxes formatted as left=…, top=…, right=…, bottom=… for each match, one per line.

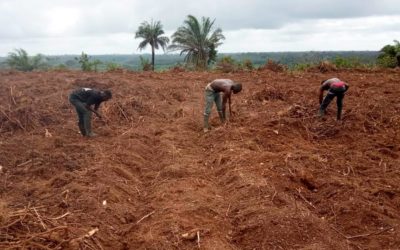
left=0, top=68, right=399, bottom=249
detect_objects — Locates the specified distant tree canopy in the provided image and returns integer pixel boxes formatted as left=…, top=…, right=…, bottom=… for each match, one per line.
left=135, top=20, right=169, bottom=71
left=6, top=49, right=47, bottom=71
left=169, top=15, right=225, bottom=70
left=377, top=40, right=400, bottom=68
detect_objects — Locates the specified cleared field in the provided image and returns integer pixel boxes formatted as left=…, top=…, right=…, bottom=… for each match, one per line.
left=0, top=68, right=399, bottom=249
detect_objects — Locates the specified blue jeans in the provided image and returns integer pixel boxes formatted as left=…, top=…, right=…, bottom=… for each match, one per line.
left=204, top=89, right=223, bottom=128
left=204, top=90, right=222, bottom=116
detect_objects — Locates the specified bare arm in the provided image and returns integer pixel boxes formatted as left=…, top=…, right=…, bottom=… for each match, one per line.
left=319, top=88, right=324, bottom=104
left=222, top=92, right=230, bottom=120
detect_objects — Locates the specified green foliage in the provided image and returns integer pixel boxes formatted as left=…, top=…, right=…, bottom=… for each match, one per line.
left=6, top=49, right=47, bottom=71
left=241, top=59, right=254, bottom=71
left=377, top=40, right=400, bottom=68
left=0, top=52, right=379, bottom=71
left=53, top=64, right=68, bottom=70
left=75, top=52, right=103, bottom=71
left=106, top=62, right=122, bottom=71
left=292, top=63, right=315, bottom=71
left=76, top=52, right=92, bottom=71
left=169, top=15, right=225, bottom=70
left=377, top=55, right=397, bottom=68
left=91, top=59, right=102, bottom=72
left=135, top=20, right=169, bottom=70
left=139, top=56, right=152, bottom=71
left=332, top=56, right=363, bottom=69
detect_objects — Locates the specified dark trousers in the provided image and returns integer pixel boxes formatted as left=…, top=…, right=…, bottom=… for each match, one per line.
left=320, top=88, right=346, bottom=120
left=69, top=94, right=92, bottom=136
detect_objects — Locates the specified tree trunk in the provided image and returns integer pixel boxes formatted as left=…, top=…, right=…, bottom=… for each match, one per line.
left=151, top=45, right=155, bottom=71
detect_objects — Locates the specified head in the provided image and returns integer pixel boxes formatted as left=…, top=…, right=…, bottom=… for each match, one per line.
left=101, top=90, right=112, bottom=101
left=232, top=83, right=242, bottom=94
left=320, top=79, right=327, bottom=85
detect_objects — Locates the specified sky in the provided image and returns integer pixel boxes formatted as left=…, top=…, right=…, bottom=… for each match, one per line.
left=0, top=0, right=400, bottom=56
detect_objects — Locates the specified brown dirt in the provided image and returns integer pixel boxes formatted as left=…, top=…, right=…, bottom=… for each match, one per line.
left=0, top=69, right=400, bottom=249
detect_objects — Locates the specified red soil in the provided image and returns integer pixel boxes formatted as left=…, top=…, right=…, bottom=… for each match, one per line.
left=0, top=69, right=399, bottom=249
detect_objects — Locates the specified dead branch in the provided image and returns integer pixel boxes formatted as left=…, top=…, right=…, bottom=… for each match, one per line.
left=136, top=211, right=155, bottom=224
left=10, top=86, right=17, bottom=106
left=48, top=212, right=71, bottom=220
left=33, top=207, right=47, bottom=230
left=330, top=225, right=393, bottom=240
left=0, top=109, right=26, bottom=131
left=197, top=230, right=201, bottom=249
left=16, top=159, right=32, bottom=167
left=116, top=102, right=129, bottom=121
left=296, top=188, right=316, bottom=209
left=271, top=190, right=278, bottom=202
left=225, top=204, right=231, bottom=217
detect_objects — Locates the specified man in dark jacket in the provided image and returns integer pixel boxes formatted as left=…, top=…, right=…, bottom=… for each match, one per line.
left=69, top=88, right=112, bottom=137
left=319, top=78, right=349, bottom=120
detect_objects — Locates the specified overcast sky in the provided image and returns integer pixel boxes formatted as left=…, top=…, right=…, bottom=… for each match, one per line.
left=0, top=0, right=400, bottom=56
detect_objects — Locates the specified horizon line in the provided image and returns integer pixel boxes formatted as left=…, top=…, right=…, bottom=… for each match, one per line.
left=0, top=50, right=380, bottom=57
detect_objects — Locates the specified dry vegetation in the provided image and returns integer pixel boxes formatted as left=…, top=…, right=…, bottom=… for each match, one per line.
left=0, top=68, right=399, bottom=249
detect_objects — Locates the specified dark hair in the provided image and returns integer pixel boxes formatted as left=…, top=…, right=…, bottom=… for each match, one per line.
left=321, top=79, right=327, bottom=85
left=232, top=83, right=242, bottom=93
left=103, top=90, right=112, bottom=99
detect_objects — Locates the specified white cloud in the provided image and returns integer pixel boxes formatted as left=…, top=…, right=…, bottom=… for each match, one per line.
left=0, top=0, right=399, bottom=55
left=221, top=16, right=400, bottom=52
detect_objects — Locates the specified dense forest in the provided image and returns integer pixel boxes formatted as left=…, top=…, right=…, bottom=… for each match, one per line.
left=0, top=51, right=379, bottom=71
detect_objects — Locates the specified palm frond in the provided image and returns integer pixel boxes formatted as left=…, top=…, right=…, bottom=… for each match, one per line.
left=169, top=15, right=225, bottom=68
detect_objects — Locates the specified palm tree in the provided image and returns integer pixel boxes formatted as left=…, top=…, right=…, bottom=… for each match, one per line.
left=169, top=15, right=225, bottom=69
left=135, top=20, right=169, bottom=70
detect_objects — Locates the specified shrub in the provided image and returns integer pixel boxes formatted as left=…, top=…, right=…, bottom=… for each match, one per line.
left=261, top=59, right=286, bottom=72
left=75, top=52, right=92, bottom=71
left=91, top=59, right=102, bottom=72
left=377, top=55, right=397, bottom=68
left=317, top=60, right=337, bottom=73
left=216, top=56, right=238, bottom=73
left=139, top=56, right=152, bottom=71
left=106, top=62, right=123, bottom=71
left=377, top=40, right=400, bottom=68
left=6, top=49, right=47, bottom=71
left=53, top=64, right=68, bottom=70
left=292, top=63, right=314, bottom=71
left=75, top=52, right=103, bottom=71
left=241, top=59, right=254, bottom=71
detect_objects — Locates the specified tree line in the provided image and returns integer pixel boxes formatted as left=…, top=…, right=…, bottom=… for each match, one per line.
left=1, top=14, right=399, bottom=72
